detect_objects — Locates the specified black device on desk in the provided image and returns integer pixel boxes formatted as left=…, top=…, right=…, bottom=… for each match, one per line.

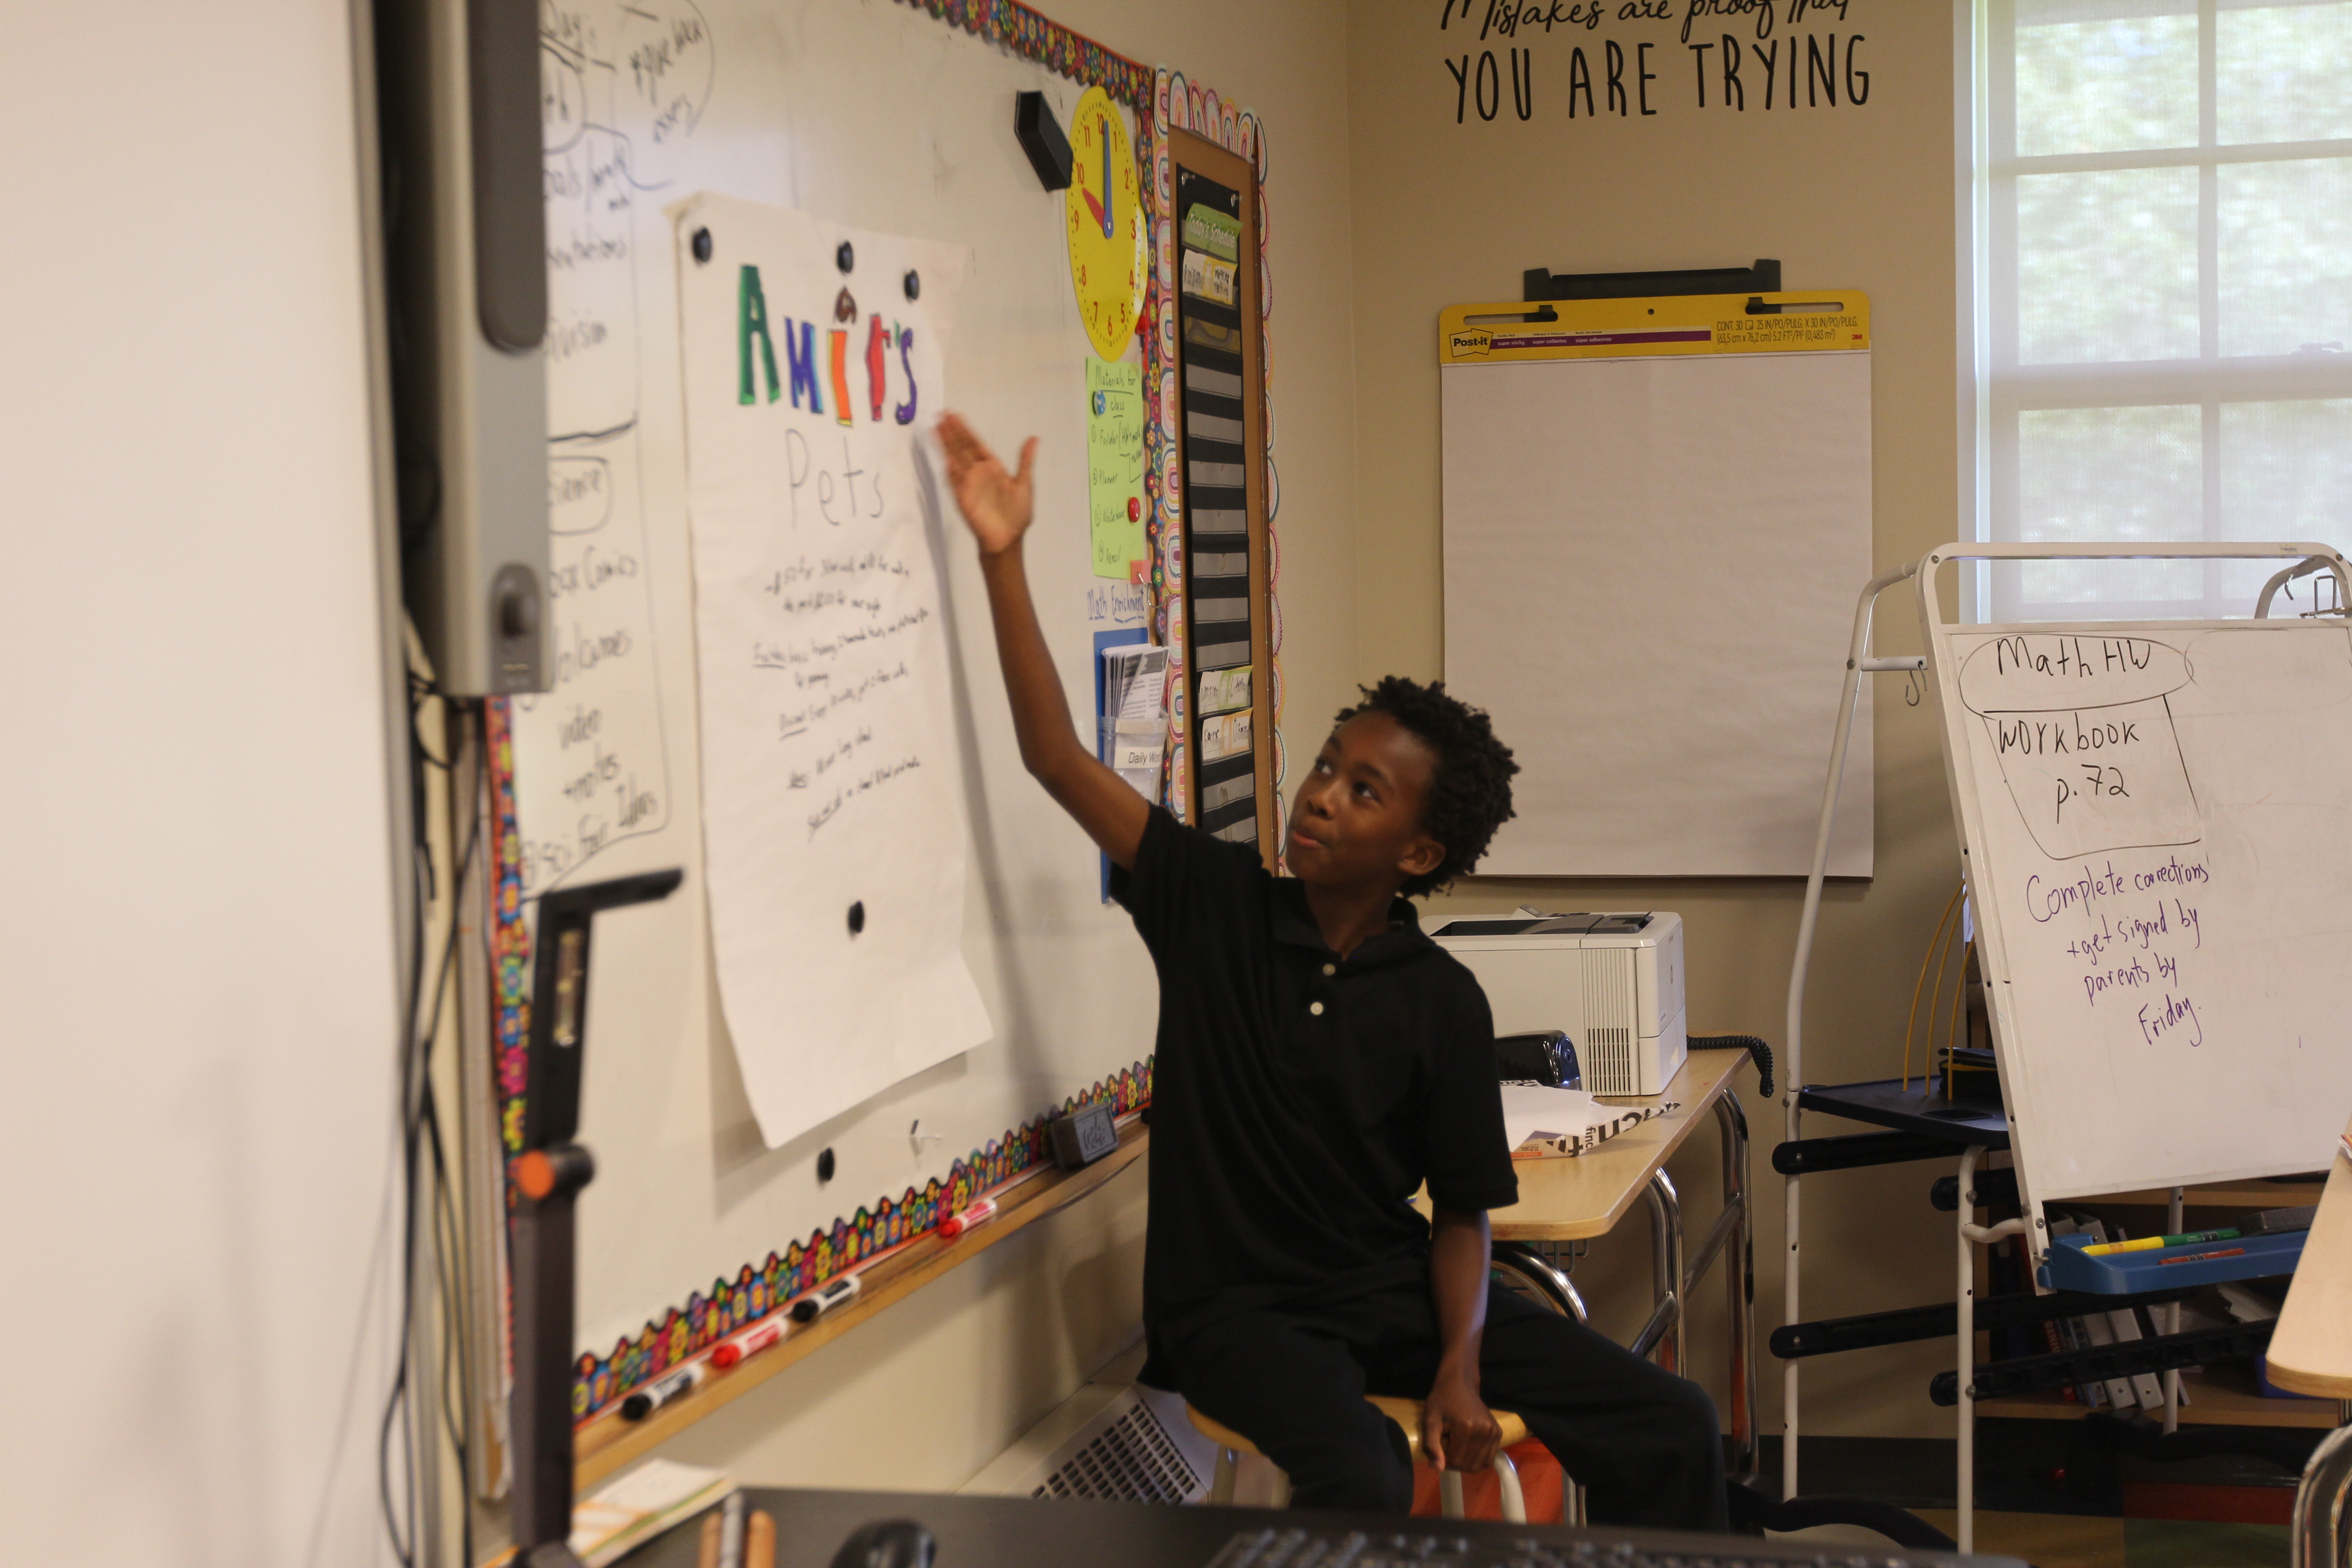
left=511, top=869, right=684, bottom=1568
left=622, top=1487, right=2025, bottom=1568
left=1496, top=1031, right=1580, bottom=1091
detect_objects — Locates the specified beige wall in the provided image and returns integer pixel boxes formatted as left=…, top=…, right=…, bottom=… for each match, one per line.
left=1348, top=2, right=1974, bottom=1437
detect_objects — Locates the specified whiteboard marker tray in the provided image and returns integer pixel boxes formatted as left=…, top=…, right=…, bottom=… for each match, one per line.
left=2039, top=1228, right=2304, bottom=1294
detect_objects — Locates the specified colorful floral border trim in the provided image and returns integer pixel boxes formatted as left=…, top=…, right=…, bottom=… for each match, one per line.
left=483, top=3, right=1279, bottom=1427
left=896, top=0, right=1152, bottom=109
left=487, top=698, right=532, bottom=1150
left=569, top=1064, right=1152, bottom=1422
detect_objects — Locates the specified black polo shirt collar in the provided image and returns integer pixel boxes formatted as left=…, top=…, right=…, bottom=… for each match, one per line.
left=1267, top=877, right=1434, bottom=970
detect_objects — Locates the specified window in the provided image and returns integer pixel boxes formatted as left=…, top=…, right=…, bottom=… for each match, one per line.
left=1975, top=0, right=2352, bottom=622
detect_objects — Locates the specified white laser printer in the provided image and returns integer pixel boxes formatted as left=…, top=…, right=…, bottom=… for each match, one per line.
left=1431, top=911, right=1686, bottom=1096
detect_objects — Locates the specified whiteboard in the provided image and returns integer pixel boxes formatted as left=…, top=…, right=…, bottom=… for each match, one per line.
left=1931, top=616, right=2352, bottom=1214
left=521, top=0, right=1166, bottom=1364
left=1441, top=351, right=1873, bottom=877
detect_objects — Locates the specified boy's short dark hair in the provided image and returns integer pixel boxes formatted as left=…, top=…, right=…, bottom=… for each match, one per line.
left=1336, top=676, right=1519, bottom=897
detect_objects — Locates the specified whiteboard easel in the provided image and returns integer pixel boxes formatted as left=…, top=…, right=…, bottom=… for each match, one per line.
left=1783, top=541, right=2352, bottom=1552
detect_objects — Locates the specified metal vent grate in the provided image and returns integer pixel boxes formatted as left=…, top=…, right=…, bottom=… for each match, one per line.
left=1581, top=950, right=1638, bottom=1094
left=1033, top=1400, right=1202, bottom=1504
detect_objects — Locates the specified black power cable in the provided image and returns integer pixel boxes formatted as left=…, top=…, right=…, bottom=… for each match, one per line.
left=380, top=663, right=482, bottom=1568
left=1690, top=1034, right=1774, bottom=1098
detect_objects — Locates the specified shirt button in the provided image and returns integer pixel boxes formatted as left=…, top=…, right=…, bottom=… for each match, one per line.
left=1309, top=1000, right=1325, bottom=1016
left=1322, top=963, right=1336, bottom=976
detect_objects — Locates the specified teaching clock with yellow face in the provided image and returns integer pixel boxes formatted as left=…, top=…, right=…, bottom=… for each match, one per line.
left=1064, top=86, right=1147, bottom=362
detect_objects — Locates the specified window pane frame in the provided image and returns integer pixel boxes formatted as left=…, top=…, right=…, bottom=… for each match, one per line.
left=1980, top=0, right=2352, bottom=623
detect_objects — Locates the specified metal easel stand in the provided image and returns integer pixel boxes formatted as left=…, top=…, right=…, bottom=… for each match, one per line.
left=1783, top=559, right=1926, bottom=1514
left=1785, top=542, right=2352, bottom=1554
left=2293, top=1409, right=2352, bottom=1568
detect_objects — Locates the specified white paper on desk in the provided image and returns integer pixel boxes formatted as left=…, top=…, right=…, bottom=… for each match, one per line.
left=1502, top=1084, right=1676, bottom=1158
left=675, top=195, right=991, bottom=1147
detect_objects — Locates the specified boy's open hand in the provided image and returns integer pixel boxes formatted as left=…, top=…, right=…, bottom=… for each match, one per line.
left=1423, top=1372, right=1503, bottom=1475
left=938, top=412, right=1037, bottom=557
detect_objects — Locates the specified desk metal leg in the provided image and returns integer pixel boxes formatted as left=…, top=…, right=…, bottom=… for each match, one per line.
left=2291, top=1418, right=2352, bottom=1568
left=1711, top=1095, right=1757, bottom=1483
left=1493, top=1241, right=1589, bottom=1324
left=1633, top=1171, right=1686, bottom=1373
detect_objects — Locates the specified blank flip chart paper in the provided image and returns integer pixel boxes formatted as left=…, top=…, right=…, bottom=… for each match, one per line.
left=675, top=195, right=990, bottom=1147
left=1439, top=295, right=1874, bottom=877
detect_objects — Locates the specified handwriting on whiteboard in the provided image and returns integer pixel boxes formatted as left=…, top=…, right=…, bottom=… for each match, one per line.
left=1960, top=634, right=2200, bottom=860
left=512, top=0, right=716, bottom=895
left=1970, top=634, right=2215, bottom=1049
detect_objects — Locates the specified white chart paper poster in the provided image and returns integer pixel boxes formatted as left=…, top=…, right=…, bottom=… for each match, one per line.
left=673, top=194, right=990, bottom=1147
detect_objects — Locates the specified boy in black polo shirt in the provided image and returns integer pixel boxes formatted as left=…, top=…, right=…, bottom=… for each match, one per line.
left=939, top=415, right=1725, bottom=1529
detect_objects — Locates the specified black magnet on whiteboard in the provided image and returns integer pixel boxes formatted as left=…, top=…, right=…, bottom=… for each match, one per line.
left=817, top=1147, right=836, bottom=1183
left=904, top=269, right=921, bottom=301
left=691, top=227, right=712, bottom=264
left=837, top=240, right=855, bottom=273
left=1014, top=90, right=1073, bottom=191
left=848, top=900, right=866, bottom=936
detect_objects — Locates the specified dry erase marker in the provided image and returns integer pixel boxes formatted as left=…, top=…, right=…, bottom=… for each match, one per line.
left=718, top=1492, right=747, bottom=1568
left=2159, top=1246, right=2246, bottom=1266
left=2083, top=1227, right=2239, bottom=1256
left=710, top=1316, right=787, bottom=1369
left=939, top=1195, right=999, bottom=1240
left=620, top=1361, right=706, bottom=1420
left=790, top=1275, right=860, bottom=1324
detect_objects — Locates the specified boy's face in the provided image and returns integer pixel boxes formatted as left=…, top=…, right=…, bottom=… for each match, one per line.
left=1286, top=711, right=1446, bottom=895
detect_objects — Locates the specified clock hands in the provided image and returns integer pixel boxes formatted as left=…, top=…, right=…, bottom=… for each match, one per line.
left=1098, top=124, right=1114, bottom=239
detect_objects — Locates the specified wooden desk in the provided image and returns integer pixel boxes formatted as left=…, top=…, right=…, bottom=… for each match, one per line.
left=1421, top=1049, right=1757, bottom=1482
left=1487, top=1050, right=1749, bottom=1242
left=2266, top=1112, right=2352, bottom=1403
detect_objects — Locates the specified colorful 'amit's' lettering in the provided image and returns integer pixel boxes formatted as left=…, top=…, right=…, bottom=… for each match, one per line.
left=865, top=316, right=889, bottom=422
left=893, top=325, right=919, bottom=425
left=784, top=318, right=823, bottom=413
left=828, top=329, right=853, bottom=426
left=738, top=265, right=780, bottom=404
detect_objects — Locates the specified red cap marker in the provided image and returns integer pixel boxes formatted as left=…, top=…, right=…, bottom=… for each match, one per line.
left=710, top=1315, right=787, bottom=1369
left=939, top=1195, right=999, bottom=1240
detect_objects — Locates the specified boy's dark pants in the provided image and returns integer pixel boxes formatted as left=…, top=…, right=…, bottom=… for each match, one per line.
left=1168, top=1278, right=1729, bottom=1531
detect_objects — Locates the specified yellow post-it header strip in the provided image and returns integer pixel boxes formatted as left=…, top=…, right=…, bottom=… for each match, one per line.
left=1438, top=291, right=1871, bottom=366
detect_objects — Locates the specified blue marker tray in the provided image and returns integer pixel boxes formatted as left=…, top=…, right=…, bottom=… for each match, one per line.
left=2039, top=1228, right=2304, bottom=1294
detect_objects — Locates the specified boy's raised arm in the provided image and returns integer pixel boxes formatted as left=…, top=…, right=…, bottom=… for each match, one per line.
left=939, top=413, right=1151, bottom=870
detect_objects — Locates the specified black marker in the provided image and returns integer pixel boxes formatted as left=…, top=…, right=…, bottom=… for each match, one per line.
left=619, top=1361, right=706, bottom=1421
left=790, top=1274, right=861, bottom=1324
